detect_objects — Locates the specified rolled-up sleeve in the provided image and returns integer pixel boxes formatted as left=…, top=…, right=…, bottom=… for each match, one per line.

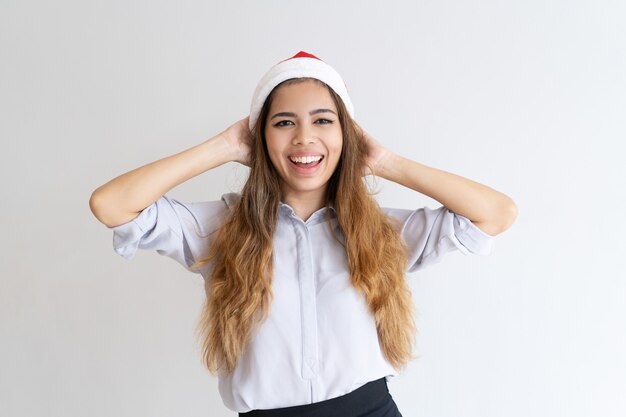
left=383, top=205, right=495, bottom=272
left=110, top=194, right=235, bottom=273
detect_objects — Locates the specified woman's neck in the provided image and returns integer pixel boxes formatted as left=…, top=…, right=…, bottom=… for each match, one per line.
left=281, top=189, right=327, bottom=222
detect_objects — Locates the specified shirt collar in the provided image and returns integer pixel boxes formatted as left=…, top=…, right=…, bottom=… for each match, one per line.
left=278, top=201, right=336, bottom=225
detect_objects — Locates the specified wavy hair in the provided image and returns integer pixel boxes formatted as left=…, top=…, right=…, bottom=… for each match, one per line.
left=194, top=78, right=416, bottom=374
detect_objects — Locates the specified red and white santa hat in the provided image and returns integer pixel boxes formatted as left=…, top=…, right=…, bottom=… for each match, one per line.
left=248, top=51, right=354, bottom=131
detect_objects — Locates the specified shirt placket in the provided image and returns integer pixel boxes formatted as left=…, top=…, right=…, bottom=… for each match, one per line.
left=290, top=215, right=319, bottom=380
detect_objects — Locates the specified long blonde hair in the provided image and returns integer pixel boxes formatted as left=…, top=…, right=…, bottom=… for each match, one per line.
left=194, top=78, right=416, bottom=374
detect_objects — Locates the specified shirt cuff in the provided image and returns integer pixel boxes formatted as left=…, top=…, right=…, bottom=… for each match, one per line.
left=454, top=213, right=495, bottom=256
left=110, top=202, right=158, bottom=260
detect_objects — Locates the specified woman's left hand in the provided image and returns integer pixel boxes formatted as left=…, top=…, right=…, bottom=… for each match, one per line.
left=356, top=124, right=392, bottom=176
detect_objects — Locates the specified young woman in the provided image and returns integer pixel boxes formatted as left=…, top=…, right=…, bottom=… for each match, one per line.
left=90, top=51, right=517, bottom=417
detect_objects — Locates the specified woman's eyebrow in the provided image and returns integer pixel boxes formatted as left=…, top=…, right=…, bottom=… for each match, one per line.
left=270, top=109, right=337, bottom=120
left=270, top=112, right=297, bottom=119
left=310, top=108, right=336, bottom=116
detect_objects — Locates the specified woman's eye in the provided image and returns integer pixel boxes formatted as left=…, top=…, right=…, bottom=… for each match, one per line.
left=315, top=119, right=333, bottom=125
left=274, top=120, right=294, bottom=127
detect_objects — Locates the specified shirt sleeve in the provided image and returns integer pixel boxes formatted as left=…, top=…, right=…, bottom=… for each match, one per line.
left=383, top=205, right=495, bottom=272
left=110, top=194, right=237, bottom=273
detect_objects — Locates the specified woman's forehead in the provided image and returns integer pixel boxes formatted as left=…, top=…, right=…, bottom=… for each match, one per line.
left=269, top=79, right=337, bottom=112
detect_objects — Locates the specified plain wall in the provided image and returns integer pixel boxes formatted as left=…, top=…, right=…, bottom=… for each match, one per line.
left=1, top=0, right=624, bottom=416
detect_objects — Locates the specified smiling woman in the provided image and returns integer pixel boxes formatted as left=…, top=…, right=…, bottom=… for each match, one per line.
left=264, top=79, right=343, bottom=219
left=89, top=51, right=517, bottom=417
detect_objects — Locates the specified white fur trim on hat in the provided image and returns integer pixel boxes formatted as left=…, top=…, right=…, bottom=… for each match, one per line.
left=248, top=51, right=354, bottom=131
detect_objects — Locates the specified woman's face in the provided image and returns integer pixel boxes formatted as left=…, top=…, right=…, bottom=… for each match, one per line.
left=264, top=79, right=343, bottom=201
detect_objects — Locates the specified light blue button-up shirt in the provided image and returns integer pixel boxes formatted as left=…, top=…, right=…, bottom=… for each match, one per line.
left=111, top=193, right=494, bottom=413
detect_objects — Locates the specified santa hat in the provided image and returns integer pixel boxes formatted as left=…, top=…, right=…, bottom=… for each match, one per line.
left=248, top=51, right=354, bottom=131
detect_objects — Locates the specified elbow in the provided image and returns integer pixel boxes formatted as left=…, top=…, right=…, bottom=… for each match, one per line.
left=474, top=197, right=518, bottom=236
left=89, top=188, right=120, bottom=228
left=89, top=188, right=108, bottom=225
left=500, top=197, right=519, bottom=231
left=89, top=187, right=142, bottom=228
left=491, top=197, right=519, bottom=235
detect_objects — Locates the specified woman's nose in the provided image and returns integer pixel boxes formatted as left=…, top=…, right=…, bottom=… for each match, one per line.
left=292, top=123, right=316, bottom=145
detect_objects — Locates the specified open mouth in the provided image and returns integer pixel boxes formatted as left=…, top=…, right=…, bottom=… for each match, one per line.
left=288, top=155, right=324, bottom=166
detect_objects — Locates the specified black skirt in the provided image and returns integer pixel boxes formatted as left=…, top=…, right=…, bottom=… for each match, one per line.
left=238, top=377, right=403, bottom=417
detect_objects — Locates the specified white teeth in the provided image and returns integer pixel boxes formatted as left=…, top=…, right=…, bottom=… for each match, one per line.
left=290, top=155, right=323, bottom=164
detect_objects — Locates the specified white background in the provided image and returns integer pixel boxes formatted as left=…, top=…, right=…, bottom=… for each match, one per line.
left=1, top=0, right=625, bottom=416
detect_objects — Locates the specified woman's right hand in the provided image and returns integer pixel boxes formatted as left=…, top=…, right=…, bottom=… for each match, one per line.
left=220, top=117, right=252, bottom=166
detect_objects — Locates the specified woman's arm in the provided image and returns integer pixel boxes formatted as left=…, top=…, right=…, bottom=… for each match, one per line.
left=360, top=128, right=518, bottom=236
left=89, top=118, right=251, bottom=228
